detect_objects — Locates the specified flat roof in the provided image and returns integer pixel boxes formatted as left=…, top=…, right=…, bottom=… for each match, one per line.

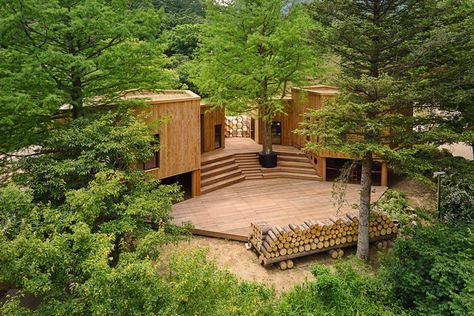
left=122, top=90, right=201, bottom=104
left=293, top=85, right=338, bottom=96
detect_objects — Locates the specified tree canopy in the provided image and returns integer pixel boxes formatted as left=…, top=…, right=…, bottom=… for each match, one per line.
left=192, top=0, right=322, bottom=154
left=0, top=0, right=177, bottom=153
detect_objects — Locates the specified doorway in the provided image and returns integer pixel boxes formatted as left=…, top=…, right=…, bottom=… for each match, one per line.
left=250, top=118, right=256, bottom=140
left=271, top=121, right=282, bottom=144
left=214, top=124, right=222, bottom=149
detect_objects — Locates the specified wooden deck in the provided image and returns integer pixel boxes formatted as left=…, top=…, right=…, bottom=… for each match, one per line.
left=202, top=137, right=301, bottom=163
left=171, top=178, right=387, bottom=241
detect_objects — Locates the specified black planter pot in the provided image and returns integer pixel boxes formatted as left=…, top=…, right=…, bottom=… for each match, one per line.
left=258, top=152, right=278, bottom=168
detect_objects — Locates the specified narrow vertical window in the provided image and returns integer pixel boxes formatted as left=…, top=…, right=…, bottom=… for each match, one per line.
left=137, top=134, right=160, bottom=170
left=214, top=124, right=222, bottom=149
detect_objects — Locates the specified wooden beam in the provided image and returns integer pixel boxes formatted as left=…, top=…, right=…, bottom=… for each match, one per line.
left=381, top=161, right=388, bottom=187
left=192, top=169, right=201, bottom=197
left=321, top=157, right=327, bottom=181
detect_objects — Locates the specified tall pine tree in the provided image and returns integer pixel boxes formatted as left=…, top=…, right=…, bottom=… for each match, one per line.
left=304, top=0, right=440, bottom=259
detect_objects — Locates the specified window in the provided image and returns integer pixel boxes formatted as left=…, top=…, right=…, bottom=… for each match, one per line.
left=137, top=134, right=160, bottom=170
left=271, top=121, right=282, bottom=144
left=214, top=124, right=222, bottom=149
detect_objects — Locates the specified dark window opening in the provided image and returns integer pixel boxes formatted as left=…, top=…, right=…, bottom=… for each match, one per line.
left=250, top=118, right=256, bottom=140
left=200, top=114, right=205, bottom=152
left=271, top=121, right=281, bottom=144
left=325, top=158, right=382, bottom=185
left=137, top=134, right=160, bottom=170
left=161, top=172, right=192, bottom=200
left=214, top=124, right=222, bottom=149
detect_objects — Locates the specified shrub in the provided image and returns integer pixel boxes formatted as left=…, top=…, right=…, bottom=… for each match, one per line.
left=381, top=224, right=474, bottom=315
left=165, top=249, right=275, bottom=316
left=440, top=172, right=474, bottom=225
left=277, top=260, right=405, bottom=316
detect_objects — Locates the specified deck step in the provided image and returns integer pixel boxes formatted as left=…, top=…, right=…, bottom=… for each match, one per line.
left=237, top=161, right=261, bottom=167
left=200, top=174, right=246, bottom=194
left=241, top=170, right=262, bottom=175
left=201, top=157, right=235, bottom=171
left=262, top=166, right=317, bottom=175
left=278, top=155, right=310, bottom=163
left=262, top=172, right=321, bottom=180
left=278, top=160, right=313, bottom=168
left=274, top=150, right=305, bottom=157
left=234, top=158, right=258, bottom=163
left=234, top=153, right=258, bottom=157
left=245, top=175, right=264, bottom=180
left=201, top=169, right=242, bottom=187
left=201, top=164, right=238, bottom=180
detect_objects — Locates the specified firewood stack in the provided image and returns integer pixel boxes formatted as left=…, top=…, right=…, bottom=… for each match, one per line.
left=249, top=212, right=398, bottom=266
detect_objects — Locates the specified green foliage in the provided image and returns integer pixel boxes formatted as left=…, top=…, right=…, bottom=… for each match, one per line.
left=14, top=110, right=163, bottom=204
left=0, top=0, right=177, bottom=153
left=382, top=224, right=474, bottom=315
left=165, top=249, right=275, bottom=316
left=374, top=190, right=417, bottom=227
left=408, top=1, right=474, bottom=143
left=192, top=0, right=323, bottom=153
left=165, top=23, right=202, bottom=57
left=278, top=260, right=405, bottom=315
left=192, top=0, right=321, bottom=111
left=440, top=171, right=474, bottom=226
left=0, top=110, right=189, bottom=313
left=153, top=0, right=205, bottom=28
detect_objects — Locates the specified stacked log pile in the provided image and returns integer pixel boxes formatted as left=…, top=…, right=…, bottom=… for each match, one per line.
left=249, top=212, right=398, bottom=267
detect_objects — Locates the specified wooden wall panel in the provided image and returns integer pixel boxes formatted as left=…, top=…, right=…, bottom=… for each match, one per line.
left=200, top=106, right=225, bottom=153
left=256, top=99, right=293, bottom=146
left=141, top=99, right=201, bottom=180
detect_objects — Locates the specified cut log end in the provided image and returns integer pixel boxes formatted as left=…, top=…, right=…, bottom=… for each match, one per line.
left=279, top=260, right=288, bottom=270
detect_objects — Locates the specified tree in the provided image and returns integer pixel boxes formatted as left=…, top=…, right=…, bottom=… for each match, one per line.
left=382, top=223, right=474, bottom=315
left=407, top=1, right=474, bottom=156
left=302, top=0, right=443, bottom=259
left=0, top=0, right=177, bottom=154
left=192, top=0, right=321, bottom=163
left=0, top=112, right=187, bottom=313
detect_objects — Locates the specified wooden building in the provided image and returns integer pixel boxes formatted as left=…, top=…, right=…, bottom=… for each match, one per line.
left=200, top=104, right=226, bottom=153
left=253, top=85, right=389, bottom=186
left=125, top=90, right=202, bottom=197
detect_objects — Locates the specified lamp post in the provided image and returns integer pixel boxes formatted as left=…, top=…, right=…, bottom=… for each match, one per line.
left=433, top=171, right=446, bottom=219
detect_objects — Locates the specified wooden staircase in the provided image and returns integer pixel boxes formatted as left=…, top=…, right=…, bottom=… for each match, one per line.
left=200, top=150, right=321, bottom=194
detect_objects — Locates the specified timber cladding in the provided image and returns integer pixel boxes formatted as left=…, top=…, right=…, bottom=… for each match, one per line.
left=130, top=90, right=201, bottom=180
left=200, top=105, right=225, bottom=153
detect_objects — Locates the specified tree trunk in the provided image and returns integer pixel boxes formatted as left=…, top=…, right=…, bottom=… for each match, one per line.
left=71, top=68, right=83, bottom=119
left=110, top=234, right=123, bottom=268
left=356, top=151, right=373, bottom=260
left=262, top=116, right=273, bottom=154
left=259, top=101, right=273, bottom=155
left=471, top=141, right=474, bottom=160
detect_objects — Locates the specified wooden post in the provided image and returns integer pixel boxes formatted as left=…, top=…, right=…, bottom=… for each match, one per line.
left=192, top=169, right=201, bottom=197
left=321, top=157, right=327, bottom=181
left=381, top=161, right=388, bottom=187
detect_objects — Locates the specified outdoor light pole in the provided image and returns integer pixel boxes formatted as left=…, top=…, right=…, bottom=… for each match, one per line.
left=433, top=171, right=446, bottom=219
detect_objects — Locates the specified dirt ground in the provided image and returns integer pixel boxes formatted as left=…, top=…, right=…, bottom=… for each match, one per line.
left=390, top=175, right=436, bottom=210
left=161, top=176, right=435, bottom=293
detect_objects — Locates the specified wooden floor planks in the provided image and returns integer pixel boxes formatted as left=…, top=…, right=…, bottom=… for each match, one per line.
left=171, top=178, right=387, bottom=241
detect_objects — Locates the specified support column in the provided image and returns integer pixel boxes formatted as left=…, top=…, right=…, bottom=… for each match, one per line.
left=192, top=169, right=201, bottom=197
left=381, top=161, right=388, bottom=187
left=321, top=157, right=327, bottom=181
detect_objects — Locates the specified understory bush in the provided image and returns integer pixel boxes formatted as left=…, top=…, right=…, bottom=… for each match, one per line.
left=164, top=249, right=275, bottom=316
left=440, top=172, right=474, bottom=226
left=277, top=260, right=405, bottom=316
left=381, top=224, right=474, bottom=315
